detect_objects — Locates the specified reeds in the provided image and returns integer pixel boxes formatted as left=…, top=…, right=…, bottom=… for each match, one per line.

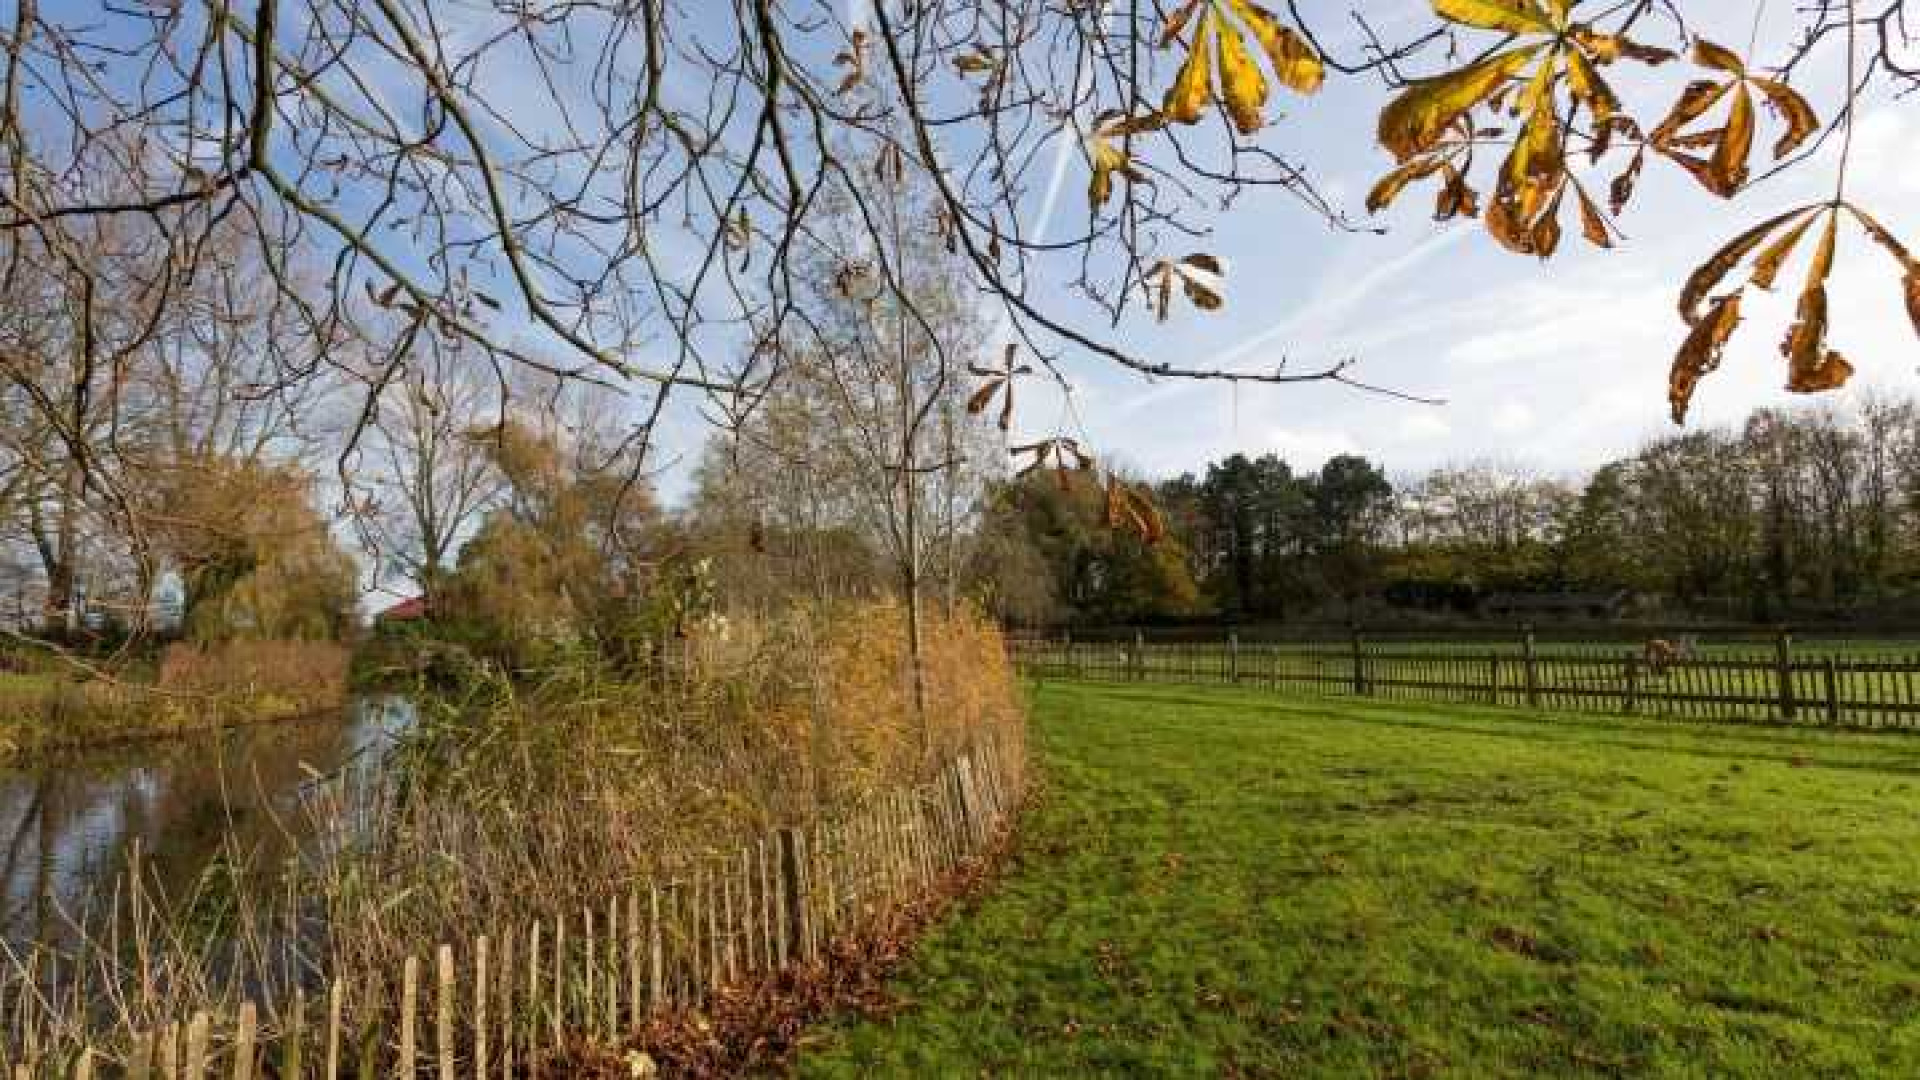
left=0, top=603, right=1027, bottom=1075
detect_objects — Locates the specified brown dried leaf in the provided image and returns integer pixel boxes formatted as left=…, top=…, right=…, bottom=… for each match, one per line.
left=1708, top=82, right=1755, bottom=195
left=1573, top=182, right=1612, bottom=249
left=1436, top=164, right=1480, bottom=220
left=1678, top=205, right=1816, bottom=324
left=1609, top=148, right=1645, bottom=216
left=1748, top=213, right=1817, bottom=290
left=1693, top=38, right=1746, bottom=75
left=1845, top=203, right=1920, bottom=339
left=966, top=378, right=1003, bottom=416
left=1670, top=293, right=1742, bottom=423
left=1751, top=78, right=1818, bottom=159
left=1572, top=30, right=1676, bottom=66
left=1782, top=210, right=1851, bottom=394
left=1366, top=157, right=1448, bottom=213
left=1650, top=79, right=1732, bottom=144
left=1160, top=0, right=1203, bottom=48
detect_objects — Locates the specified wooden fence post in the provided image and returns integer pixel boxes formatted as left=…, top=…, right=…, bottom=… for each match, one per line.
left=474, top=935, right=489, bottom=1080
left=1349, top=627, right=1367, bottom=696
left=1624, top=651, right=1640, bottom=715
left=1775, top=630, right=1797, bottom=722
left=1487, top=653, right=1500, bottom=706
left=401, top=955, right=419, bottom=1078
left=1227, top=633, right=1239, bottom=685
left=1521, top=625, right=1539, bottom=709
left=1823, top=657, right=1841, bottom=725
left=231, top=1003, right=255, bottom=1080
left=777, top=829, right=805, bottom=966
left=1130, top=631, right=1144, bottom=682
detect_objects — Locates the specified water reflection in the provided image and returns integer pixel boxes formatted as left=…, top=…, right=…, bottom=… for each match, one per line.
left=0, top=697, right=414, bottom=952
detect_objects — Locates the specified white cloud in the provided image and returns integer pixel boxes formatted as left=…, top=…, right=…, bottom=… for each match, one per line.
left=1262, top=426, right=1360, bottom=469
left=1394, top=412, right=1452, bottom=442
left=1489, top=399, right=1536, bottom=434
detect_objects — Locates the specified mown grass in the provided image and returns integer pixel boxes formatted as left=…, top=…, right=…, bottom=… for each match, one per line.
left=800, top=682, right=1920, bottom=1078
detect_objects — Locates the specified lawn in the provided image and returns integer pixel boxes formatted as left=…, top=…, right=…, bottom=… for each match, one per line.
left=799, top=682, right=1920, bottom=1077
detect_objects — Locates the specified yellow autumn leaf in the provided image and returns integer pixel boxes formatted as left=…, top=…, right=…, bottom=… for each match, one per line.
left=1228, top=0, right=1324, bottom=94
left=1214, top=11, right=1269, bottom=133
left=1378, top=45, right=1541, bottom=161
left=1563, top=48, right=1618, bottom=130
left=1504, top=59, right=1562, bottom=184
left=1163, top=10, right=1216, bottom=124
left=1432, top=0, right=1552, bottom=34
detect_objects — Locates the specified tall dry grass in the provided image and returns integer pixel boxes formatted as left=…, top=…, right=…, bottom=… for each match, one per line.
left=156, top=639, right=350, bottom=717
left=313, top=600, right=1023, bottom=974
left=0, top=601, right=1026, bottom=1052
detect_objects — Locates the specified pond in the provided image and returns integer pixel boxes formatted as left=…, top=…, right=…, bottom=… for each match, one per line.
left=0, top=697, right=414, bottom=954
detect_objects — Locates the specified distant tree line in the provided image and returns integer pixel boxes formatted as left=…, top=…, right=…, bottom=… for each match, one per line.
left=976, top=395, right=1920, bottom=627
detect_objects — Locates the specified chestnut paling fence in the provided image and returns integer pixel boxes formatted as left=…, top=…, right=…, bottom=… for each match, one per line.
left=1014, top=633, right=1920, bottom=729
left=0, top=734, right=1023, bottom=1079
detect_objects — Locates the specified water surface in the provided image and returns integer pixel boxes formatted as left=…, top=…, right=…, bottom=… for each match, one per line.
left=0, top=698, right=414, bottom=952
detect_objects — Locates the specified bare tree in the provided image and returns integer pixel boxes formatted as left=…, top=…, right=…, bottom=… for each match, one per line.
left=356, top=337, right=504, bottom=607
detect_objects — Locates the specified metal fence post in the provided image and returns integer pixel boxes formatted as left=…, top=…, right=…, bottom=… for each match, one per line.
left=1823, top=656, right=1840, bottom=725
left=1130, top=630, right=1144, bottom=682
left=1349, top=627, right=1367, bottom=696
left=1624, top=650, right=1640, bottom=714
left=1775, top=630, right=1797, bottom=722
left=1488, top=653, right=1501, bottom=705
left=1227, top=633, right=1239, bottom=685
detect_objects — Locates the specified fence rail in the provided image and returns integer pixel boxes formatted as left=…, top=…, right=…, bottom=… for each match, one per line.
left=1014, top=633, right=1920, bottom=730
left=0, top=735, right=1023, bottom=1078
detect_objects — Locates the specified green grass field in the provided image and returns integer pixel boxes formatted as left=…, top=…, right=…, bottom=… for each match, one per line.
left=1020, top=639, right=1920, bottom=725
left=799, top=683, right=1920, bottom=1077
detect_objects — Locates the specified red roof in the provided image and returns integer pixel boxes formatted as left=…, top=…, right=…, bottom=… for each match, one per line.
left=377, top=596, right=430, bottom=622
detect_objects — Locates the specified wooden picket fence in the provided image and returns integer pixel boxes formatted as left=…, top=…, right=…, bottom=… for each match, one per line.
left=0, top=735, right=1022, bottom=1078
left=1015, top=632, right=1920, bottom=730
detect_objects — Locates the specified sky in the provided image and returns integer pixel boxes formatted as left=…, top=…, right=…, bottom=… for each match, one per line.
left=628, top=1, right=1920, bottom=500
left=905, top=3, right=1920, bottom=494
left=73, top=0, right=1909, bottom=502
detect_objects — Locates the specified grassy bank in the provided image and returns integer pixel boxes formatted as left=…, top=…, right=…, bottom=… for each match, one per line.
left=0, top=640, right=350, bottom=758
left=801, top=683, right=1920, bottom=1077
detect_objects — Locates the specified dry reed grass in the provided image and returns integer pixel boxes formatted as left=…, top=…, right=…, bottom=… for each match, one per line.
left=0, top=640, right=350, bottom=759
left=0, top=602, right=1026, bottom=1068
